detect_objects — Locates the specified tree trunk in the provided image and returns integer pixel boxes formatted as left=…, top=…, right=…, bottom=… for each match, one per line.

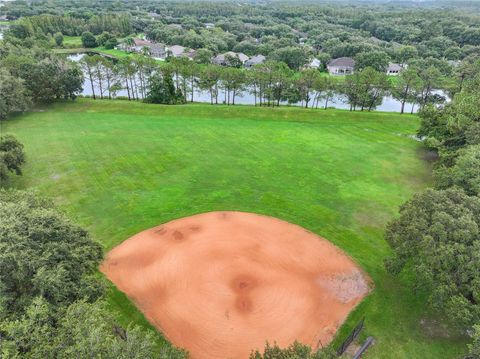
left=125, top=78, right=131, bottom=101
left=89, top=70, right=96, bottom=100
left=190, top=76, right=195, bottom=102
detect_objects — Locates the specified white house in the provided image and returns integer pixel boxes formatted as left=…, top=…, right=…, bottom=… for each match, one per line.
left=307, top=58, right=321, bottom=69
left=386, top=63, right=403, bottom=76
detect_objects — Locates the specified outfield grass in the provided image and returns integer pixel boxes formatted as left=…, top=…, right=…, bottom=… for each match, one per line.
left=2, top=99, right=467, bottom=358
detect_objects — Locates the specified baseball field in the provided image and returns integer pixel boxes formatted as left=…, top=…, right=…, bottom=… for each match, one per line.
left=1, top=99, right=467, bottom=358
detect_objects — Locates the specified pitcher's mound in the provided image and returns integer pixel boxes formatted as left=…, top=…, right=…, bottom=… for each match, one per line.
left=101, top=211, right=370, bottom=359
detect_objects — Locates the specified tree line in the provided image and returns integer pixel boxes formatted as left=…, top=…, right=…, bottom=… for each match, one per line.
left=78, top=54, right=472, bottom=113
left=384, top=59, right=480, bottom=358
left=8, top=14, right=132, bottom=38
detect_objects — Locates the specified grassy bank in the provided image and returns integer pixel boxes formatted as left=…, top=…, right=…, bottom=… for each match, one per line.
left=1, top=99, right=467, bottom=358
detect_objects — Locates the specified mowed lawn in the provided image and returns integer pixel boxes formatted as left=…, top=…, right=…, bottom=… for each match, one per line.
left=2, top=99, right=467, bottom=358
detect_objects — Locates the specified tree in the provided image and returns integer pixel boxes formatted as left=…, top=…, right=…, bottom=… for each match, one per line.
left=296, top=68, right=321, bottom=108
left=81, top=55, right=98, bottom=99
left=1, top=297, right=188, bottom=358
left=145, top=71, right=184, bottom=105
left=18, top=57, right=83, bottom=103
left=0, top=69, right=31, bottom=120
left=0, top=135, right=25, bottom=182
left=53, top=32, right=63, bottom=46
left=198, top=65, right=221, bottom=104
left=81, top=31, right=97, bottom=48
left=270, top=46, right=308, bottom=70
left=193, top=48, right=213, bottom=64
left=224, top=54, right=243, bottom=68
left=0, top=190, right=104, bottom=317
left=250, top=341, right=337, bottom=359
left=96, top=32, right=114, bottom=46
left=395, top=45, right=418, bottom=64
left=467, top=325, right=480, bottom=359
left=342, top=67, right=390, bottom=111
left=104, top=38, right=118, bottom=50
left=354, top=51, right=390, bottom=72
left=220, top=67, right=247, bottom=105
left=385, top=188, right=480, bottom=329
left=435, top=145, right=480, bottom=197
left=391, top=67, right=422, bottom=114
left=417, top=68, right=480, bottom=156
left=417, top=66, right=443, bottom=109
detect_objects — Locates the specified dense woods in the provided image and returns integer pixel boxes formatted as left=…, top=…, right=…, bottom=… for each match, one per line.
left=385, top=58, right=480, bottom=355
left=2, top=0, right=479, bottom=63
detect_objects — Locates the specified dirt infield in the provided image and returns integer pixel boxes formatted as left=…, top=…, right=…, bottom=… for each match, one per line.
left=101, top=211, right=370, bottom=359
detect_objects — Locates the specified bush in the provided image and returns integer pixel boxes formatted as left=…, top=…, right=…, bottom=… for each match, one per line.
left=81, top=31, right=97, bottom=48
left=0, top=135, right=25, bottom=182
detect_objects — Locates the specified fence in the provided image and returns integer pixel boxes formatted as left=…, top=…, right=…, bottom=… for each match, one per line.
left=336, top=317, right=365, bottom=356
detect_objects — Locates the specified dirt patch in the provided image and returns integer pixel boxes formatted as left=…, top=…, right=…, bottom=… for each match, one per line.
left=101, top=211, right=370, bottom=359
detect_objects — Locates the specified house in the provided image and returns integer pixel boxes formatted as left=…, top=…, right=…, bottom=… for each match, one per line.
left=327, top=57, right=355, bottom=75
left=244, top=54, right=266, bottom=68
left=133, top=38, right=153, bottom=52
left=386, top=63, right=403, bottom=76
left=183, top=49, right=196, bottom=60
left=204, top=23, right=215, bottom=29
left=167, top=45, right=187, bottom=57
left=307, top=58, right=321, bottom=69
left=213, top=51, right=249, bottom=66
left=150, top=43, right=167, bottom=60
left=166, top=45, right=196, bottom=60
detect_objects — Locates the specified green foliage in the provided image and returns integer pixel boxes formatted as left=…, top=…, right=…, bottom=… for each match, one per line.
left=435, top=145, right=480, bottom=196
left=53, top=32, right=63, bottom=46
left=1, top=298, right=186, bottom=358
left=269, top=46, right=308, bottom=70
left=354, top=51, right=390, bottom=72
left=418, top=64, right=480, bottom=156
left=468, top=325, right=480, bottom=359
left=250, top=341, right=337, bottom=359
left=81, top=31, right=97, bottom=48
left=97, top=32, right=116, bottom=48
left=0, top=68, right=30, bottom=120
left=104, top=37, right=118, bottom=50
left=0, top=135, right=25, bottom=182
left=343, top=67, right=390, bottom=111
left=145, top=72, right=185, bottom=104
left=391, top=67, right=422, bottom=114
left=193, top=48, right=213, bottom=64
left=385, top=188, right=480, bottom=329
left=0, top=190, right=104, bottom=317
left=1, top=44, right=83, bottom=104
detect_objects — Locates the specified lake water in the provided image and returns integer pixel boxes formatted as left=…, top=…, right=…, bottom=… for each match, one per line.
left=68, top=53, right=445, bottom=113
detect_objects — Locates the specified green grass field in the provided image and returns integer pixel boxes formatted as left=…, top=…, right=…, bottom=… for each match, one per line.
left=1, top=99, right=467, bottom=358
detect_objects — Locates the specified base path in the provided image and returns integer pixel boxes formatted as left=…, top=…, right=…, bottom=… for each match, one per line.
left=101, top=211, right=370, bottom=359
